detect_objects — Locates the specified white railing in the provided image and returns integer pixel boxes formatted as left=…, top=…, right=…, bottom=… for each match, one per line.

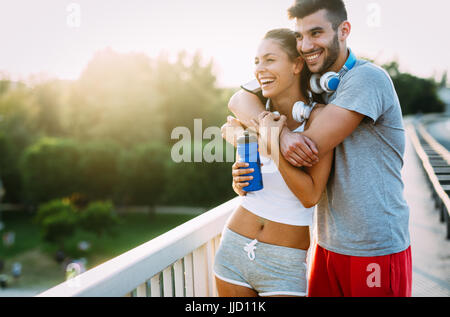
left=37, top=197, right=240, bottom=297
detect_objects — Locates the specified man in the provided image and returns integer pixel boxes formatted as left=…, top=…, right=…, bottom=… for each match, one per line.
left=226, top=0, right=411, bottom=297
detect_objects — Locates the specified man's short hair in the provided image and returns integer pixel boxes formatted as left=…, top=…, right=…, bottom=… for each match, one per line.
left=287, top=0, right=348, bottom=30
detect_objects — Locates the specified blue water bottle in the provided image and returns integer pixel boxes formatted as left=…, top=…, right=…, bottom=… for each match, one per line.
left=237, top=131, right=263, bottom=192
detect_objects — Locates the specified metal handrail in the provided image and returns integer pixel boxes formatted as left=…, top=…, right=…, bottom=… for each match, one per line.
left=407, top=120, right=450, bottom=239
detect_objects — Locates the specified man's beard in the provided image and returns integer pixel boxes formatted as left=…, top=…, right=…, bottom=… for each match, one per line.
left=317, top=32, right=340, bottom=74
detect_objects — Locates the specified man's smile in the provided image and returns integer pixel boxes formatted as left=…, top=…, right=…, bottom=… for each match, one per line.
left=302, top=50, right=323, bottom=65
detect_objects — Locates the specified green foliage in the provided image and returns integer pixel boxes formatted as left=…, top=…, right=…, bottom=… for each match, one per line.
left=154, top=51, right=230, bottom=139
left=163, top=140, right=235, bottom=207
left=34, top=199, right=78, bottom=247
left=164, top=161, right=235, bottom=207
left=78, top=140, right=121, bottom=201
left=382, top=61, right=445, bottom=115
left=31, top=81, right=66, bottom=137
left=118, top=142, right=169, bottom=206
left=35, top=198, right=119, bottom=251
left=20, top=137, right=82, bottom=204
left=0, top=82, right=40, bottom=202
left=66, top=49, right=164, bottom=147
left=78, top=200, right=119, bottom=237
left=0, top=131, right=22, bottom=202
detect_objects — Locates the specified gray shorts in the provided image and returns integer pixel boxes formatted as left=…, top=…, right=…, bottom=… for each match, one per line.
left=214, top=228, right=308, bottom=296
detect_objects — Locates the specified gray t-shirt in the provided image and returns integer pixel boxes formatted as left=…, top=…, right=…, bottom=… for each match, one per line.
left=317, top=59, right=410, bottom=257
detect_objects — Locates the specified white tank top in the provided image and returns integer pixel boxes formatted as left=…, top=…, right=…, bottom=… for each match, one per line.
left=240, top=122, right=314, bottom=226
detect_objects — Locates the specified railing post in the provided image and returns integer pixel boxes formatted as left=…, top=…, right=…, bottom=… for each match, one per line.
left=193, top=244, right=209, bottom=296
left=150, top=274, right=161, bottom=297
left=206, top=240, right=214, bottom=297
left=136, top=282, right=147, bottom=297
left=211, top=235, right=221, bottom=297
left=173, top=259, right=184, bottom=297
left=163, top=267, right=173, bottom=297
left=184, top=253, right=194, bottom=297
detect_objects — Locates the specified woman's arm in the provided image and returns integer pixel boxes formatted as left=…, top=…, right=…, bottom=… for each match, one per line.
left=258, top=107, right=334, bottom=208
left=221, top=116, right=245, bottom=147
left=228, top=90, right=265, bottom=131
left=276, top=146, right=333, bottom=208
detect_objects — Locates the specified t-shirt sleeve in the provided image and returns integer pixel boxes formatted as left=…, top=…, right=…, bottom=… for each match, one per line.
left=331, top=65, right=390, bottom=123
left=240, top=79, right=268, bottom=105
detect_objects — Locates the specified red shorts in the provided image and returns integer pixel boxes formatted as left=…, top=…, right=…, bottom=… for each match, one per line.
left=308, top=244, right=412, bottom=297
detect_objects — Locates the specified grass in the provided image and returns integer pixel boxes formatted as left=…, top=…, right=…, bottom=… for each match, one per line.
left=0, top=210, right=197, bottom=291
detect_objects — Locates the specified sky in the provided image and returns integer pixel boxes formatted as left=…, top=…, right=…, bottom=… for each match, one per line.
left=0, top=0, right=449, bottom=87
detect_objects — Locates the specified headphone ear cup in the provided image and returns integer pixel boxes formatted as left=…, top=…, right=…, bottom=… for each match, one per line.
left=292, top=101, right=304, bottom=123
left=320, top=72, right=339, bottom=93
left=310, top=74, right=324, bottom=94
left=292, top=101, right=312, bottom=123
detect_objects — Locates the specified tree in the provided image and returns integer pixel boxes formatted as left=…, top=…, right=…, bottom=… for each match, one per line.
left=78, top=140, right=121, bottom=202
left=0, top=132, right=22, bottom=203
left=439, top=71, right=448, bottom=88
left=163, top=140, right=235, bottom=207
left=35, top=199, right=78, bottom=250
left=154, top=51, right=231, bottom=141
left=35, top=199, right=119, bottom=254
left=117, top=142, right=168, bottom=208
left=65, top=48, right=164, bottom=147
left=20, top=138, right=82, bottom=205
left=382, top=61, right=445, bottom=115
left=78, top=200, right=119, bottom=237
left=31, top=81, right=66, bottom=137
left=0, top=81, right=39, bottom=203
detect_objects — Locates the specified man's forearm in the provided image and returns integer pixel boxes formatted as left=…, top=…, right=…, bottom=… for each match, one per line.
left=228, top=90, right=265, bottom=129
left=300, top=104, right=364, bottom=159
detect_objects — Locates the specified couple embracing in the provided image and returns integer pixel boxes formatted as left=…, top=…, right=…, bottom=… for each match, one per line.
left=216, top=0, right=411, bottom=297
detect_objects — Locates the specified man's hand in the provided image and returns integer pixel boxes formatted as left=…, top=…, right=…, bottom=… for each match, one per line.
left=279, top=126, right=319, bottom=167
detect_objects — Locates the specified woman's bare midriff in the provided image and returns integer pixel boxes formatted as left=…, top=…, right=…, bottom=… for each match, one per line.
left=226, top=205, right=310, bottom=250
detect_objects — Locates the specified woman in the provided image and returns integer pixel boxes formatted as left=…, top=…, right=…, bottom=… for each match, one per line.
left=214, top=29, right=334, bottom=297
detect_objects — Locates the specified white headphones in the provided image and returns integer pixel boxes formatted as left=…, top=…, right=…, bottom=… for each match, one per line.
left=266, top=92, right=316, bottom=124
left=309, top=49, right=357, bottom=94
left=292, top=100, right=317, bottom=124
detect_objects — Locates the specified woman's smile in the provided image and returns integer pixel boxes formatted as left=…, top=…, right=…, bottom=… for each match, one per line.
left=259, top=76, right=276, bottom=90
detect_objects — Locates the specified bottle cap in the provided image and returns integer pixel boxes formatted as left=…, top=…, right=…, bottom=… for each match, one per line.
left=237, top=130, right=258, bottom=144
